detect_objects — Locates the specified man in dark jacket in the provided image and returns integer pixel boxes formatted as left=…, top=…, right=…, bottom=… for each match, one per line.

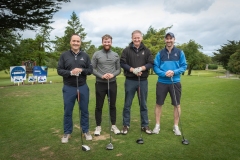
left=120, top=30, right=153, bottom=135
left=57, top=34, right=93, bottom=143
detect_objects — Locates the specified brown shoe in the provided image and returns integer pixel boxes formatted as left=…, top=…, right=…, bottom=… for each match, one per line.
left=121, top=126, right=129, bottom=135
left=141, top=126, right=153, bottom=134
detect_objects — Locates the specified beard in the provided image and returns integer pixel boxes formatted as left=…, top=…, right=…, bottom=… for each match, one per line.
left=103, top=45, right=111, bottom=51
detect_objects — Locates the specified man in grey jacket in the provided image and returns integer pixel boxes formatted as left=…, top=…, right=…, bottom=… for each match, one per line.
left=91, top=34, right=121, bottom=136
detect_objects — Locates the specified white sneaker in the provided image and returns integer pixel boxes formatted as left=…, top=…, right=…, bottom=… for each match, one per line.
left=111, top=125, right=121, bottom=134
left=173, top=125, right=181, bottom=136
left=61, top=134, right=70, bottom=143
left=152, top=125, right=160, bottom=134
left=94, top=126, right=101, bottom=136
left=84, top=132, right=92, bottom=140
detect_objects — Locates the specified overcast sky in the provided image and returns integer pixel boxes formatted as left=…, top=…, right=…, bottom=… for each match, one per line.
left=22, top=0, right=240, bottom=56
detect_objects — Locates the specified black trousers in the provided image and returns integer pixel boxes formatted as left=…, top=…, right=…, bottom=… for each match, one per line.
left=95, top=81, right=117, bottom=126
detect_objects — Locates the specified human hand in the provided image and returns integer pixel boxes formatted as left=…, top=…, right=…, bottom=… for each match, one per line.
left=102, top=74, right=108, bottom=79
left=165, top=70, right=174, bottom=77
left=71, top=68, right=82, bottom=76
left=133, top=67, right=142, bottom=75
left=102, top=73, right=114, bottom=79
left=106, top=73, right=114, bottom=79
left=133, top=68, right=138, bottom=75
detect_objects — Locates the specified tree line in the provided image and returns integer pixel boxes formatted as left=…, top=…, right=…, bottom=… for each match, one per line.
left=1, top=1, right=239, bottom=74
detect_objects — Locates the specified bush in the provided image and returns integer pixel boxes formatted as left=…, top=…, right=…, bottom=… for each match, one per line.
left=193, top=65, right=205, bottom=70
left=208, top=64, right=218, bottom=70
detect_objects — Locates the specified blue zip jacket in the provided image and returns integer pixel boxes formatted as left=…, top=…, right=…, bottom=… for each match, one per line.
left=153, top=46, right=187, bottom=84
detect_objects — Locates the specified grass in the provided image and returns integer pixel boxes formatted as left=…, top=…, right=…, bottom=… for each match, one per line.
left=0, top=69, right=240, bottom=160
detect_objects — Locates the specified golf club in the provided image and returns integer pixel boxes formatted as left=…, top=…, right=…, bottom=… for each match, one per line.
left=76, top=76, right=91, bottom=151
left=171, top=77, right=189, bottom=145
left=136, top=76, right=144, bottom=144
left=106, top=79, right=114, bottom=150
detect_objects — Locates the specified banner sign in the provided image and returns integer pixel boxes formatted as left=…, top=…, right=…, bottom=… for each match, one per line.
left=10, top=66, right=26, bottom=82
left=33, top=66, right=48, bottom=76
left=13, top=76, right=23, bottom=83
left=28, top=76, right=37, bottom=82
left=38, top=76, right=47, bottom=83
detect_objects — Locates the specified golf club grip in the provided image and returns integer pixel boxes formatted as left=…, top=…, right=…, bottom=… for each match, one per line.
left=77, top=90, right=80, bottom=102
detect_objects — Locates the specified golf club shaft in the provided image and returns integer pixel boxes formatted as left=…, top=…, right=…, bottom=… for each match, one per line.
left=77, top=76, right=84, bottom=146
left=107, top=79, right=112, bottom=143
left=138, top=76, right=143, bottom=138
left=171, top=77, right=186, bottom=140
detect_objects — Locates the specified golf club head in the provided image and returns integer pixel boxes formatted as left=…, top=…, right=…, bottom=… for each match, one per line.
left=136, top=138, right=144, bottom=144
left=106, top=143, right=114, bottom=150
left=82, top=145, right=90, bottom=151
left=182, top=139, right=189, bottom=145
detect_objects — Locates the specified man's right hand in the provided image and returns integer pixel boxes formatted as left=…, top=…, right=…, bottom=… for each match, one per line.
left=71, top=68, right=82, bottom=76
left=102, top=73, right=114, bottom=79
left=133, top=67, right=142, bottom=75
left=165, top=70, right=174, bottom=77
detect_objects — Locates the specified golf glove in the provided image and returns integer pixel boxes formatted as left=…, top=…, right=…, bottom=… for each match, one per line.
left=133, top=68, right=138, bottom=75
left=133, top=67, right=142, bottom=75
left=137, top=67, right=142, bottom=72
left=70, top=71, right=81, bottom=76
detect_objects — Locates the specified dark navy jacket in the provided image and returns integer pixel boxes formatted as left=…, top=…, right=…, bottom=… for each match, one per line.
left=120, top=42, right=153, bottom=81
left=57, top=50, right=93, bottom=87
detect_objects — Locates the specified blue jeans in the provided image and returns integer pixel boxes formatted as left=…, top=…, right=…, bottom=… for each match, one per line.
left=62, top=84, right=89, bottom=134
left=122, top=79, right=149, bottom=127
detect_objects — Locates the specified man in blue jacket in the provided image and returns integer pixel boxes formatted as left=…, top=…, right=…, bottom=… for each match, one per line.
left=153, top=32, right=187, bottom=135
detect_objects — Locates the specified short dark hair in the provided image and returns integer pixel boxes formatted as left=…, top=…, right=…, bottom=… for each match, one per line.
left=131, top=30, right=142, bottom=37
left=102, top=34, right=112, bottom=42
left=70, top=34, right=81, bottom=41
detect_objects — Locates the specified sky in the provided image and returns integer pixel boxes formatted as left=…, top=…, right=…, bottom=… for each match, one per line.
left=22, top=0, right=240, bottom=56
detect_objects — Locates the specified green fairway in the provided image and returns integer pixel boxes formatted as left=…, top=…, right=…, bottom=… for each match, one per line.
left=0, top=70, right=240, bottom=160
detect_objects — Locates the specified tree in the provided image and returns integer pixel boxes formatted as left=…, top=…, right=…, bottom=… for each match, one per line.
left=142, top=26, right=172, bottom=58
left=54, top=11, right=91, bottom=53
left=0, top=0, right=70, bottom=32
left=0, top=30, right=21, bottom=71
left=34, top=26, right=54, bottom=65
left=86, top=45, right=98, bottom=58
left=142, top=26, right=172, bottom=74
left=228, top=50, right=240, bottom=74
left=196, top=52, right=212, bottom=70
left=178, top=40, right=209, bottom=75
left=112, top=46, right=123, bottom=55
left=143, top=26, right=157, bottom=39
left=46, top=57, right=58, bottom=70
left=11, top=25, right=53, bottom=67
left=212, top=40, right=240, bottom=70
left=0, top=0, right=69, bottom=71
left=15, top=38, right=36, bottom=64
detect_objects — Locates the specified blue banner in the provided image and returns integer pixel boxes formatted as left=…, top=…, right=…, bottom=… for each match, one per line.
left=10, top=66, right=26, bottom=81
left=33, top=66, right=48, bottom=76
